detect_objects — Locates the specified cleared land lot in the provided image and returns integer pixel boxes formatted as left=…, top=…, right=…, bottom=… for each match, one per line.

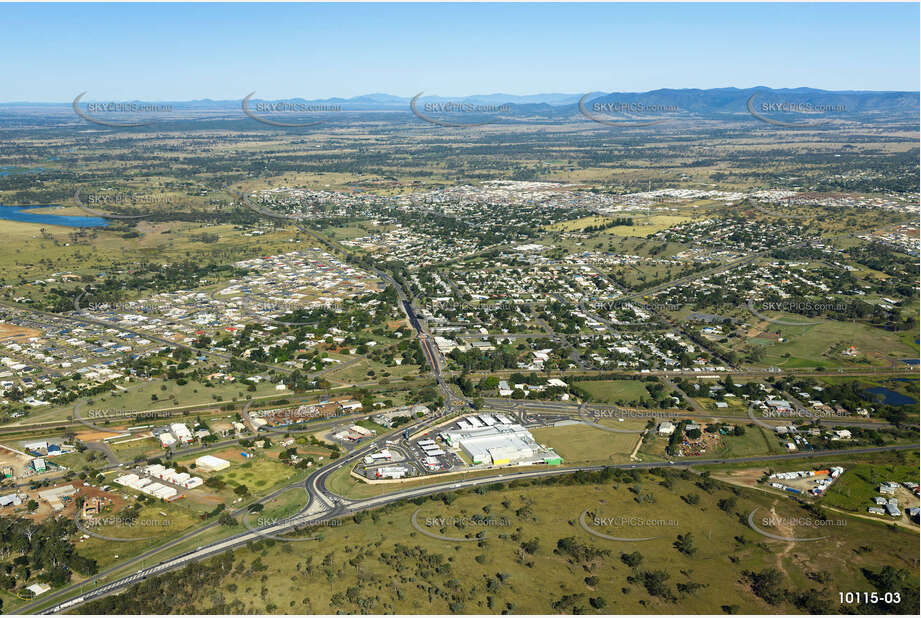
left=711, top=425, right=786, bottom=458
left=531, top=421, right=645, bottom=465
left=574, top=379, right=651, bottom=403
left=747, top=319, right=917, bottom=369
left=605, top=214, right=696, bottom=237
left=75, top=500, right=202, bottom=570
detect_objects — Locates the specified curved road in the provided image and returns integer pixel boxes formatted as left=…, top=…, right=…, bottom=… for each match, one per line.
left=27, top=439, right=918, bottom=614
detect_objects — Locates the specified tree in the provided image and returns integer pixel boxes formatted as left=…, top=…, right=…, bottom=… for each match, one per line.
left=520, top=538, right=539, bottom=555
left=620, top=551, right=643, bottom=567
left=637, top=569, right=672, bottom=599
left=744, top=568, right=786, bottom=605
left=674, top=532, right=697, bottom=556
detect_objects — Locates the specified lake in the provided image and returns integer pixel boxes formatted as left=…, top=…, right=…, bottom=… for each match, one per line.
left=0, top=204, right=108, bottom=228
left=864, top=386, right=917, bottom=407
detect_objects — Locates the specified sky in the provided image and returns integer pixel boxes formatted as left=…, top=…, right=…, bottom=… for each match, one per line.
left=3, top=2, right=919, bottom=101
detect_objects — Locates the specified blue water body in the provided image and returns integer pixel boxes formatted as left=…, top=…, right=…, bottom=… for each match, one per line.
left=0, top=204, right=108, bottom=228
left=903, top=359, right=920, bottom=365
left=0, top=166, right=45, bottom=176
left=864, top=386, right=917, bottom=406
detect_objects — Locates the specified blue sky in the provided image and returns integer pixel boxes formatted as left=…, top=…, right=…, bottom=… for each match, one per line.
left=3, top=2, right=918, bottom=101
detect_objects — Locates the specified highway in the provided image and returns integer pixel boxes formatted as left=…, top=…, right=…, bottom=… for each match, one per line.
left=30, top=438, right=918, bottom=614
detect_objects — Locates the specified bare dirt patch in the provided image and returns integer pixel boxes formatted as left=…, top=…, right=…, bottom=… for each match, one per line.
left=0, top=444, right=33, bottom=476
left=75, top=430, right=127, bottom=441
left=712, top=467, right=766, bottom=489
left=0, top=322, right=41, bottom=341
left=199, top=447, right=249, bottom=464
left=77, top=480, right=126, bottom=513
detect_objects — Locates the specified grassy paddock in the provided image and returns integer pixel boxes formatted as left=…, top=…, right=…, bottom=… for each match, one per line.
left=75, top=468, right=920, bottom=614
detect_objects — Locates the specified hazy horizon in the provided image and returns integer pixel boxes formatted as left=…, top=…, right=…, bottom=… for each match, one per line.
left=3, top=84, right=920, bottom=106
left=3, top=2, right=919, bottom=102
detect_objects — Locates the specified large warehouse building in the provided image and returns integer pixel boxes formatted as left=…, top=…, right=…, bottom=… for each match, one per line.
left=195, top=455, right=231, bottom=472
left=441, top=422, right=557, bottom=466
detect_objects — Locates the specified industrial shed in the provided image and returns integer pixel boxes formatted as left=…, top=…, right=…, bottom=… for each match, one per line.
left=441, top=423, right=537, bottom=465
left=195, top=455, right=231, bottom=472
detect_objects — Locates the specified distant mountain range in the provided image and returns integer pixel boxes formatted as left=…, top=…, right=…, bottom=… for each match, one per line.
left=1, top=92, right=588, bottom=107
left=3, top=87, right=917, bottom=117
